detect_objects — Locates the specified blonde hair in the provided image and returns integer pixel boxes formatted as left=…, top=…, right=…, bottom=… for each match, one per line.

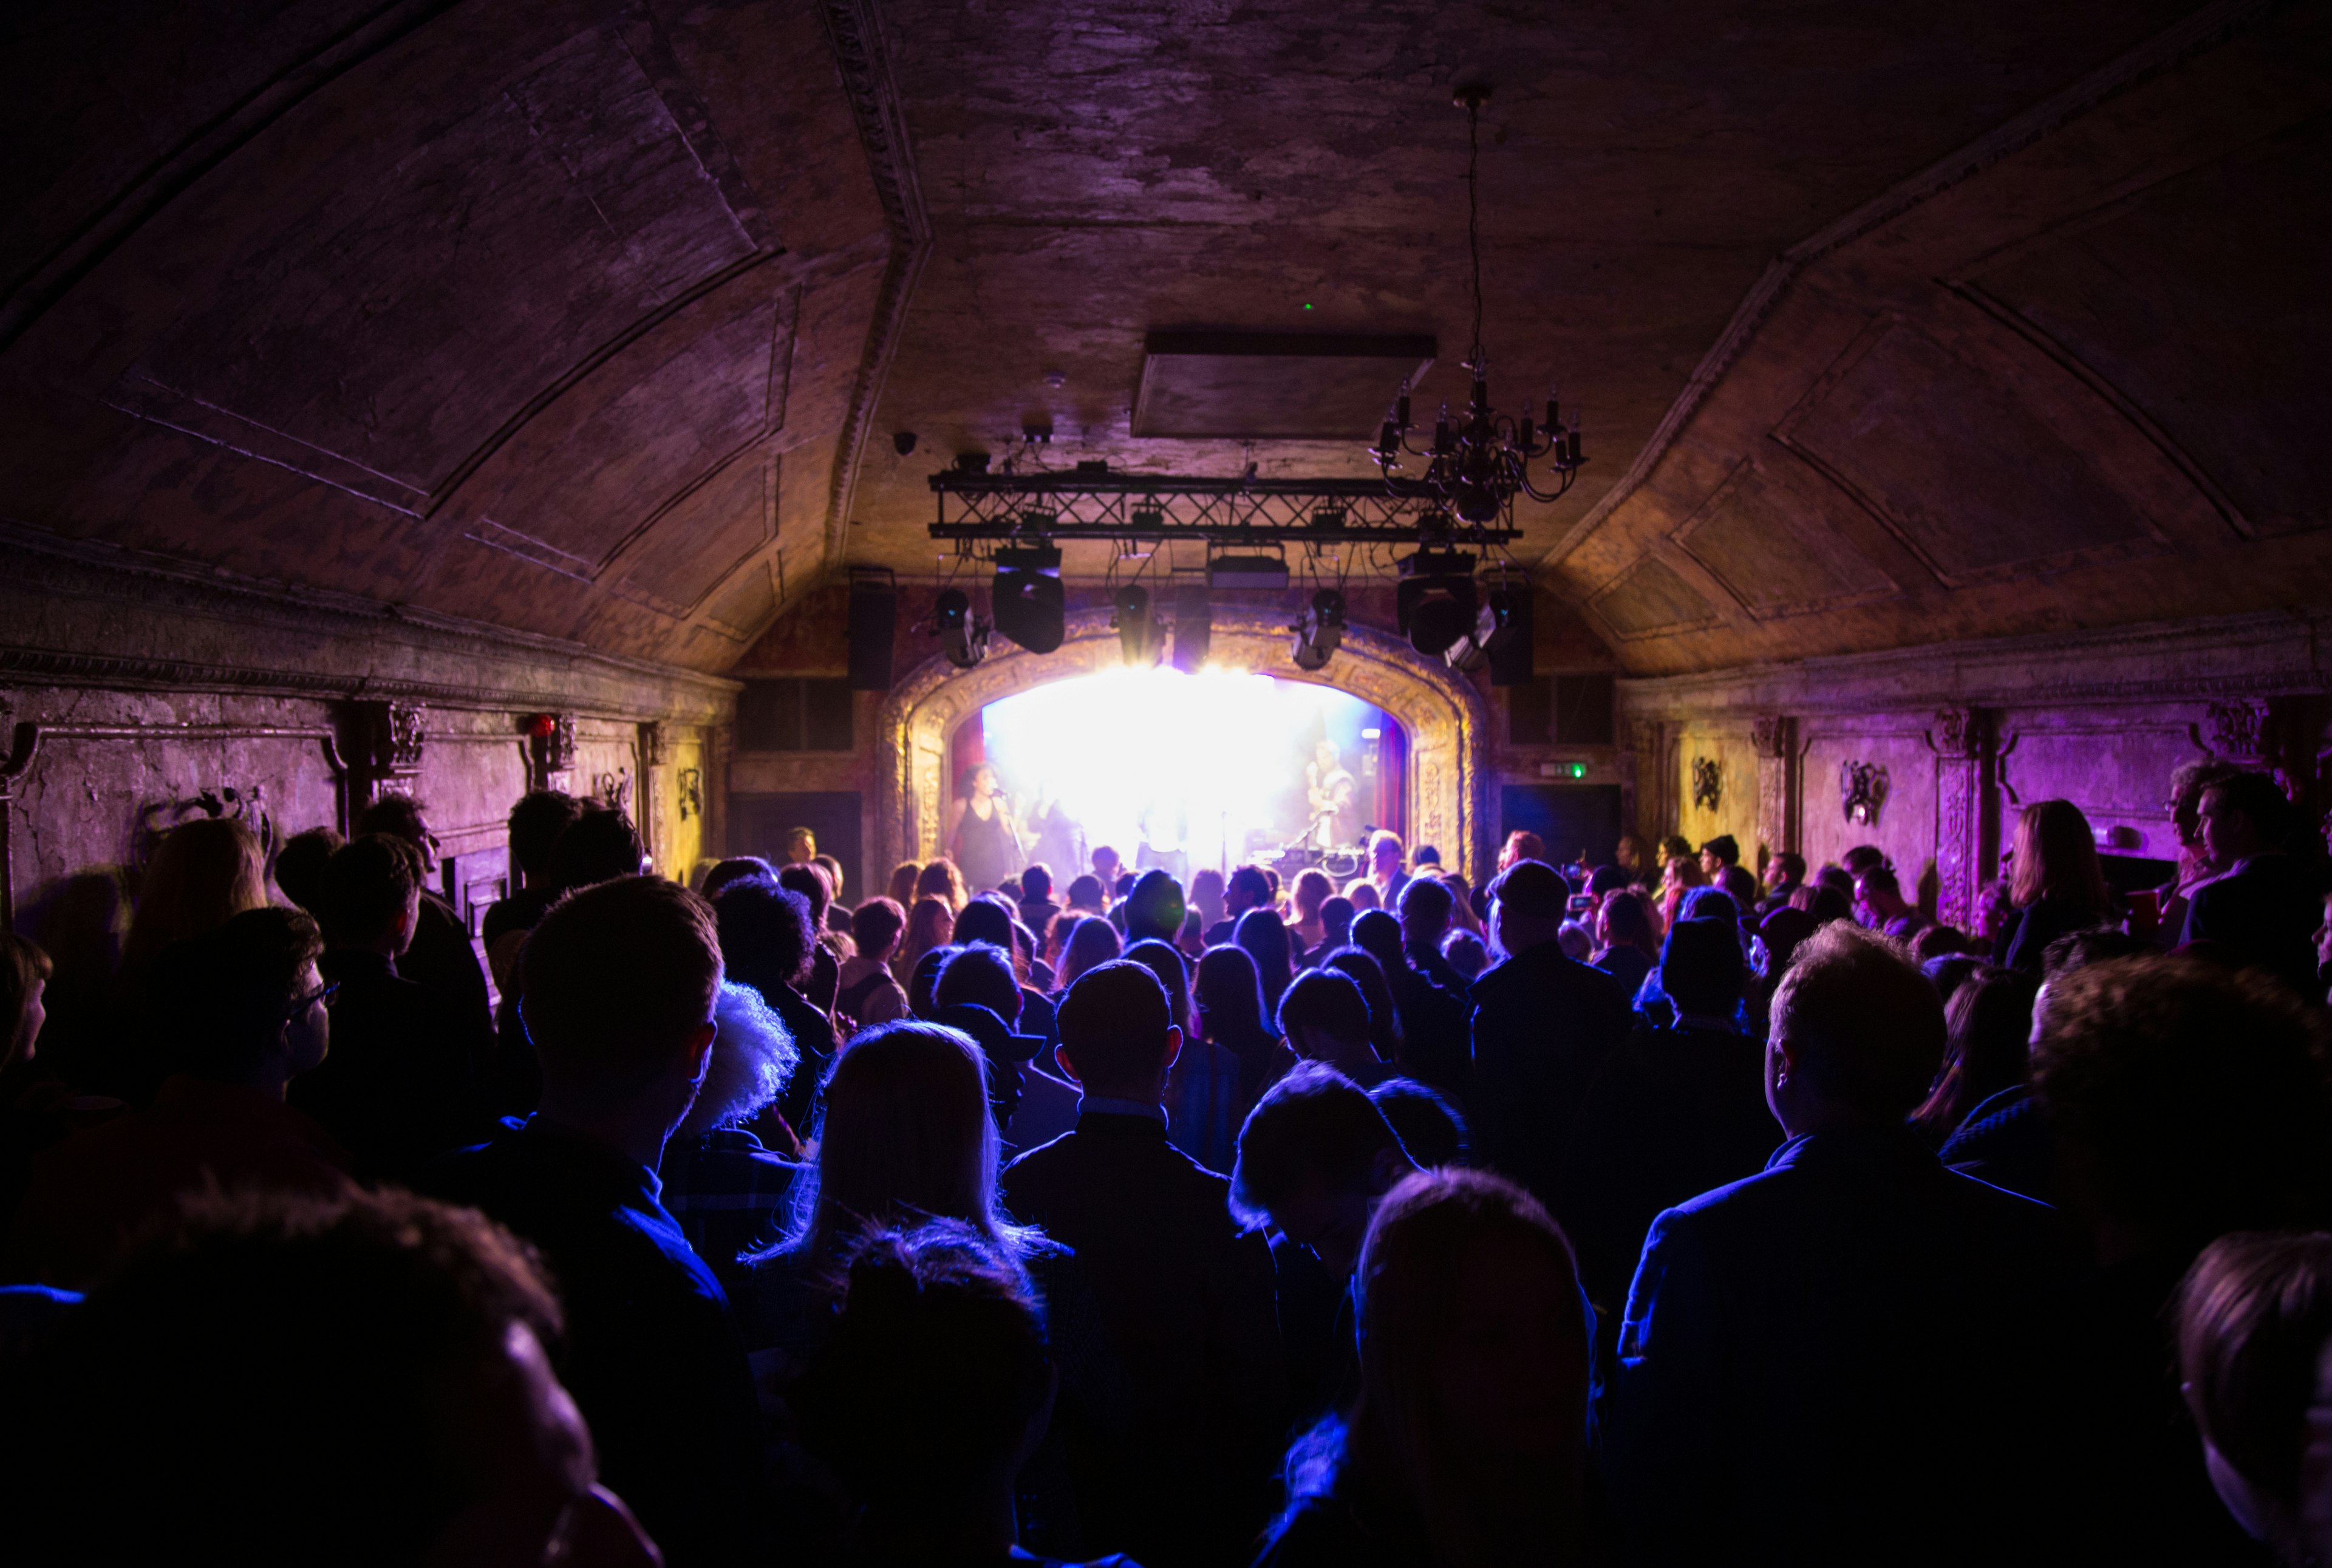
left=123, top=817, right=269, bottom=974
left=677, top=981, right=800, bottom=1140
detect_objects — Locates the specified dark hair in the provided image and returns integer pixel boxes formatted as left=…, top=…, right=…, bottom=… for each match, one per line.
left=1234, top=908, right=1295, bottom=1010
left=1277, top=967, right=1372, bottom=1051
left=506, top=790, right=582, bottom=879
left=936, top=943, right=1021, bottom=1024
left=1799, top=884, right=1853, bottom=926
left=1855, top=863, right=1902, bottom=900
left=2034, top=956, right=2332, bottom=1254
left=1323, top=945, right=1406, bottom=1063
left=1123, top=870, right=1186, bottom=946
left=352, top=795, right=429, bottom=845
left=1488, top=860, right=1568, bottom=922
left=713, top=879, right=817, bottom=995
left=1659, top=917, right=1745, bottom=1017
left=1020, top=864, right=1052, bottom=901
left=271, top=827, right=343, bottom=917
left=1349, top=907, right=1406, bottom=975
left=1700, top=835, right=1739, bottom=866
left=1195, top=944, right=1275, bottom=1053
left=318, top=834, right=419, bottom=950
left=1370, top=1078, right=1470, bottom=1168
left=11, top=1187, right=562, bottom=1566
left=1321, top=896, right=1355, bottom=947
left=1119, top=938, right=1193, bottom=1035
left=953, top=898, right=1017, bottom=953
left=1397, top=875, right=1453, bottom=934
left=2176, top=1230, right=2332, bottom=1511
left=2041, top=926, right=2153, bottom=982
left=791, top=1222, right=1051, bottom=1513
left=2203, top=771, right=2298, bottom=852
left=527, top=877, right=721, bottom=1102
left=1058, top=960, right=1175, bottom=1089
left=1841, top=844, right=1888, bottom=877
left=854, top=896, right=907, bottom=961
left=703, top=856, right=776, bottom=898
left=1584, top=864, right=1630, bottom=898
left=1065, top=873, right=1106, bottom=912
left=1911, top=966, right=2040, bottom=1141
left=1921, top=953, right=1986, bottom=1009
left=777, top=862, right=832, bottom=924
left=151, top=907, right=324, bottom=1080
left=1232, top=1062, right=1406, bottom=1226
left=1771, top=851, right=1806, bottom=883
left=1226, top=865, right=1273, bottom=910
left=1678, top=885, right=1740, bottom=926
left=1769, top=922, right=1943, bottom=1119
left=548, top=806, right=646, bottom=890
left=1600, top=890, right=1659, bottom=958
left=909, top=945, right=956, bottom=1019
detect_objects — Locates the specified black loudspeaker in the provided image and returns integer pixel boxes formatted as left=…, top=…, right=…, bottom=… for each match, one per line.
left=1488, top=587, right=1535, bottom=686
left=847, top=570, right=896, bottom=691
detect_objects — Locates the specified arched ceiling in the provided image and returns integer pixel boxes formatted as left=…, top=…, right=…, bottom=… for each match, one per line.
left=3, top=0, right=2323, bottom=676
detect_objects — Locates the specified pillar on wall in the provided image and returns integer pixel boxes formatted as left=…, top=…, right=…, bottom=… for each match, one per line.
left=639, top=721, right=669, bottom=876
left=1748, top=714, right=1798, bottom=868
left=1928, top=707, right=1993, bottom=933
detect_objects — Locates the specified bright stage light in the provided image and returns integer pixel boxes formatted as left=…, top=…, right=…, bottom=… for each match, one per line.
left=979, top=667, right=1383, bottom=876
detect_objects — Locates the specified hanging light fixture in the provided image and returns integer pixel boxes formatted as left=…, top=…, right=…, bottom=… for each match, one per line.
left=1371, top=83, right=1584, bottom=521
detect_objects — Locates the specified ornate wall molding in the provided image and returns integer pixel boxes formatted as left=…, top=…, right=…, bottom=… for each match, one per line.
left=1749, top=714, right=1798, bottom=862
left=1926, top=706, right=1994, bottom=930
left=874, top=608, right=1492, bottom=884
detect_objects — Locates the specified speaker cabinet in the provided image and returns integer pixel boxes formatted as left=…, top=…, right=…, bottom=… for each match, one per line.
left=847, top=570, right=896, bottom=691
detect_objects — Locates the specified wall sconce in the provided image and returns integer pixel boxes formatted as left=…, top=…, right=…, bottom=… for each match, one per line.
left=1690, top=755, right=1722, bottom=813
left=1841, top=760, right=1889, bottom=827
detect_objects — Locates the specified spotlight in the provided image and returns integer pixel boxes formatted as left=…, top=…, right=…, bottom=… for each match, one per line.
left=1290, top=588, right=1346, bottom=673
left=991, top=545, right=1065, bottom=654
left=1441, top=585, right=1521, bottom=672
left=1170, top=582, right=1212, bottom=672
left=935, top=587, right=990, bottom=670
left=1113, top=584, right=1162, bottom=667
left=1396, top=548, right=1479, bottom=658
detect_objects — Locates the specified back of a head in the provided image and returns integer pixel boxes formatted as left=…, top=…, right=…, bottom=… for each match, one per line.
left=13, top=1186, right=561, bottom=1566
left=1232, top=1061, right=1406, bottom=1226
left=1441, top=929, right=1489, bottom=982
left=152, top=906, right=324, bottom=1080
left=853, top=895, right=907, bottom=961
left=1195, top=943, right=1268, bottom=1042
left=1678, top=885, right=1740, bottom=927
left=1065, top=873, right=1105, bottom=912
left=2042, top=925, right=2151, bottom=981
left=702, top=856, right=776, bottom=899
left=1840, top=844, right=1888, bottom=877
left=506, top=790, right=582, bottom=879
left=522, top=876, right=721, bottom=1103
left=1601, top=888, right=1655, bottom=950
left=814, top=853, right=846, bottom=902
left=679, top=980, right=799, bottom=1141
left=320, top=834, right=418, bottom=950
left=1398, top=874, right=1454, bottom=936
left=271, top=827, right=343, bottom=917
left=909, top=944, right=956, bottom=1018
left=1769, top=922, right=1945, bottom=1120
left=1058, top=959, right=1174, bottom=1092
left=1804, top=884, right=1854, bottom=927
left=1585, top=864, right=1629, bottom=898
left=1502, top=830, right=1548, bottom=867
left=2209, top=770, right=2298, bottom=851
left=1123, top=869, right=1185, bottom=945
left=812, top=1021, right=997, bottom=1251
left=888, top=861, right=922, bottom=905
left=2034, top=956, right=2332, bottom=1253
left=1720, top=864, right=1761, bottom=911
left=1321, top=895, right=1355, bottom=944
left=1921, top=952, right=1986, bottom=1008
left=1813, top=864, right=1857, bottom=896
left=2011, top=799, right=2109, bottom=914
left=1293, top=867, right=1335, bottom=916
left=353, top=795, right=429, bottom=847
left=936, top=941, right=1021, bottom=1023
left=2176, top=1230, right=2332, bottom=1518
left=1370, top=1077, right=1470, bottom=1168
left=791, top=1222, right=1050, bottom=1515
left=777, top=862, right=832, bottom=923
left=915, top=858, right=965, bottom=908
left=1235, top=906, right=1293, bottom=975
left=126, top=815, right=270, bottom=970
left=1490, top=859, right=1569, bottom=925
left=1660, top=916, right=1745, bottom=1017
left=712, top=878, right=816, bottom=997
left=1058, top=915, right=1123, bottom=989
left=1119, top=938, right=1192, bottom=1034
left=1349, top=907, right=1405, bottom=971
left=1020, top=863, right=1053, bottom=901
left=953, top=898, right=1016, bottom=952
left=1857, top=863, right=1903, bottom=902
left=548, top=806, right=646, bottom=891
left=1277, top=967, right=1371, bottom=1051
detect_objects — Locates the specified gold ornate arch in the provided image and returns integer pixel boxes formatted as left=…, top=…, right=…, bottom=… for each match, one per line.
left=875, top=605, right=1491, bottom=884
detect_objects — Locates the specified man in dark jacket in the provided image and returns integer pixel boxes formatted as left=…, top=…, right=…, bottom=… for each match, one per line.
left=1467, top=860, right=1631, bottom=1213
left=426, top=877, right=761, bottom=1568
left=1001, top=960, right=1286, bottom=1566
left=2181, top=770, right=2325, bottom=996
left=1599, top=922, right=2076, bottom=1567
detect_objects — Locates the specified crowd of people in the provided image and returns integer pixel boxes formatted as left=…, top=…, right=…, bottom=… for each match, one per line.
left=1, top=764, right=2330, bottom=1566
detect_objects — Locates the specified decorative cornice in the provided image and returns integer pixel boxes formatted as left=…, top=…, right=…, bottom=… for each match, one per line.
left=818, top=0, right=933, bottom=564
left=1544, top=0, right=2281, bottom=576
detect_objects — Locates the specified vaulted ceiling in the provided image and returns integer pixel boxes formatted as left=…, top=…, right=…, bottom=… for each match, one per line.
left=3, top=0, right=2325, bottom=675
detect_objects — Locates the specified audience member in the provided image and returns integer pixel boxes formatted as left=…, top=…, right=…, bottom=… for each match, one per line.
left=1344, top=879, right=1380, bottom=912
left=1908, top=965, right=2039, bottom=1148
left=2181, top=771, right=2323, bottom=996
left=1091, top=844, right=1124, bottom=890
left=887, top=859, right=921, bottom=907
left=1196, top=943, right=1297, bottom=1109
left=660, top=980, right=804, bottom=1278
left=898, top=892, right=956, bottom=987
left=1994, top=798, right=2113, bottom=972
left=1056, top=913, right=1123, bottom=994
left=1278, top=967, right=1394, bottom=1087
left=1468, top=860, right=1630, bottom=1211
left=1498, top=829, right=1548, bottom=873
left=1792, top=880, right=1855, bottom=928
left=1853, top=862, right=1930, bottom=941
left=269, top=824, right=341, bottom=918
left=1440, top=927, right=1488, bottom=982
left=121, top=814, right=271, bottom=977
left=1758, top=849, right=1806, bottom=914
left=1320, top=893, right=1356, bottom=950
left=1122, top=868, right=1185, bottom=946
left=1289, top=867, right=1336, bottom=952
left=1840, top=843, right=1889, bottom=880
left=1065, top=872, right=1108, bottom=915
left=2175, top=1230, right=2332, bottom=1567
left=424, top=876, right=760, bottom=1567
left=1910, top=921, right=1971, bottom=961
left=712, top=878, right=835, bottom=1137
left=1320, top=944, right=1405, bottom=1067
left=1556, top=918, right=1593, bottom=961
left=2158, top=759, right=2249, bottom=943
left=1366, top=830, right=1410, bottom=907
left=785, top=826, right=818, bottom=865
left=1188, top=866, right=1228, bottom=930
left=1367, top=1077, right=1470, bottom=1168
left=1256, top=1169, right=1591, bottom=1568
left=352, top=796, right=494, bottom=1071
left=2, top=930, right=50, bottom=1074
left=2, top=1186, right=661, bottom=1567
left=1235, top=905, right=1297, bottom=1016
left=13, top=907, right=349, bottom=1288
left=1600, top=921, right=2075, bottom=1567
left=482, top=788, right=582, bottom=990
left=1018, top=862, right=1062, bottom=936
left=916, top=856, right=969, bottom=915
left=1352, top=905, right=1468, bottom=1095
left=1205, top=865, right=1273, bottom=946
left=1003, top=961, right=1286, bottom=1564
left=1593, top=886, right=1661, bottom=1000
left=836, top=895, right=912, bottom=1026
left=1122, top=938, right=1242, bottom=1174
left=815, top=853, right=851, bottom=925
left=936, top=941, right=1074, bottom=1150
left=290, top=833, right=472, bottom=1179
left=701, top=854, right=774, bottom=899
left=1699, top=834, right=1740, bottom=882
left=778, top=862, right=844, bottom=1008
left=1920, top=950, right=1987, bottom=1009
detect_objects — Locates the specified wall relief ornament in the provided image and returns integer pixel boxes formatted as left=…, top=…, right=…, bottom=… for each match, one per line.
left=1841, top=760, right=1889, bottom=827
left=2196, top=698, right=2270, bottom=761
left=1691, top=755, right=1723, bottom=813
left=1749, top=716, right=1789, bottom=759
left=677, top=766, right=703, bottom=822
left=594, top=768, right=633, bottom=816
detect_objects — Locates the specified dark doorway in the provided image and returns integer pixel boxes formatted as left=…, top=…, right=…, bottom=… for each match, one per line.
left=729, top=792, right=864, bottom=906
left=1501, top=784, right=1625, bottom=867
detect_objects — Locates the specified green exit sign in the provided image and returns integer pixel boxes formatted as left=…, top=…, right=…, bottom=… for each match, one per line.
left=1541, top=761, right=1590, bottom=780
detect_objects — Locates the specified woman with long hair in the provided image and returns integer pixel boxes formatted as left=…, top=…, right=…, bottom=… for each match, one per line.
left=1911, top=966, right=2042, bottom=1148
left=1657, top=854, right=1708, bottom=933
left=1123, top=938, right=1243, bottom=1174
left=1323, top=945, right=1406, bottom=1068
left=1993, top=799, right=2113, bottom=974
left=1195, top=944, right=1295, bottom=1108
left=895, top=896, right=956, bottom=993
left=1288, top=868, right=1337, bottom=955
left=1235, top=907, right=1296, bottom=1015
left=886, top=861, right=922, bottom=908
left=1258, top=1168, right=1592, bottom=1567
left=121, top=816, right=270, bottom=976
left=1053, top=915, right=1122, bottom=995
left=1592, top=888, right=1662, bottom=1001
left=914, top=857, right=968, bottom=916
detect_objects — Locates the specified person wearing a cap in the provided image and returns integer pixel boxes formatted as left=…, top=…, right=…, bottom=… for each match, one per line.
left=1001, top=961, right=1286, bottom=1564
left=931, top=943, right=1066, bottom=1153
left=1466, top=859, right=1632, bottom=1216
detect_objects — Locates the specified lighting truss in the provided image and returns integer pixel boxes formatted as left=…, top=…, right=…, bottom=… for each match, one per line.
left=927, top=463, right=1524, bottom=550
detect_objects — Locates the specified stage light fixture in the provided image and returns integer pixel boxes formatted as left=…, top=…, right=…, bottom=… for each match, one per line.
left=1290, top=587, right=1346, bottom=673
left=1208, top=554, right=1290, bottom=591
left=1440, top=585, right=1522, bottom=672
left=935, top=587, right=991, bottom=670
left=1113, top=584, right=1162, bottom=667
left=990, top=544, right=1065, bottom=653
left=1170, top=582, right=1212, bottom=672
left=1396, top=548, right=1479, bottom=658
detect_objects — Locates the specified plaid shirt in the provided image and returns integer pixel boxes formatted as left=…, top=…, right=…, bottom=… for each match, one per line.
left=660, top=1128, right=806, bottom=1280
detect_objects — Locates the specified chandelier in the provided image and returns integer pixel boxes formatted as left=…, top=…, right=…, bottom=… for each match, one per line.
left=1371, top=84, right=1584, bottom=523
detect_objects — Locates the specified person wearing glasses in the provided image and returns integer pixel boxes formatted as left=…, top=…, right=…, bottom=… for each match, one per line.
left=11, top=907, right=350, bottom=1289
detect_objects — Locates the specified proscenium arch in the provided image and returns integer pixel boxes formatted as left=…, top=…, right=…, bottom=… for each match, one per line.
left=876, top=605, right=1492, bottom=886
